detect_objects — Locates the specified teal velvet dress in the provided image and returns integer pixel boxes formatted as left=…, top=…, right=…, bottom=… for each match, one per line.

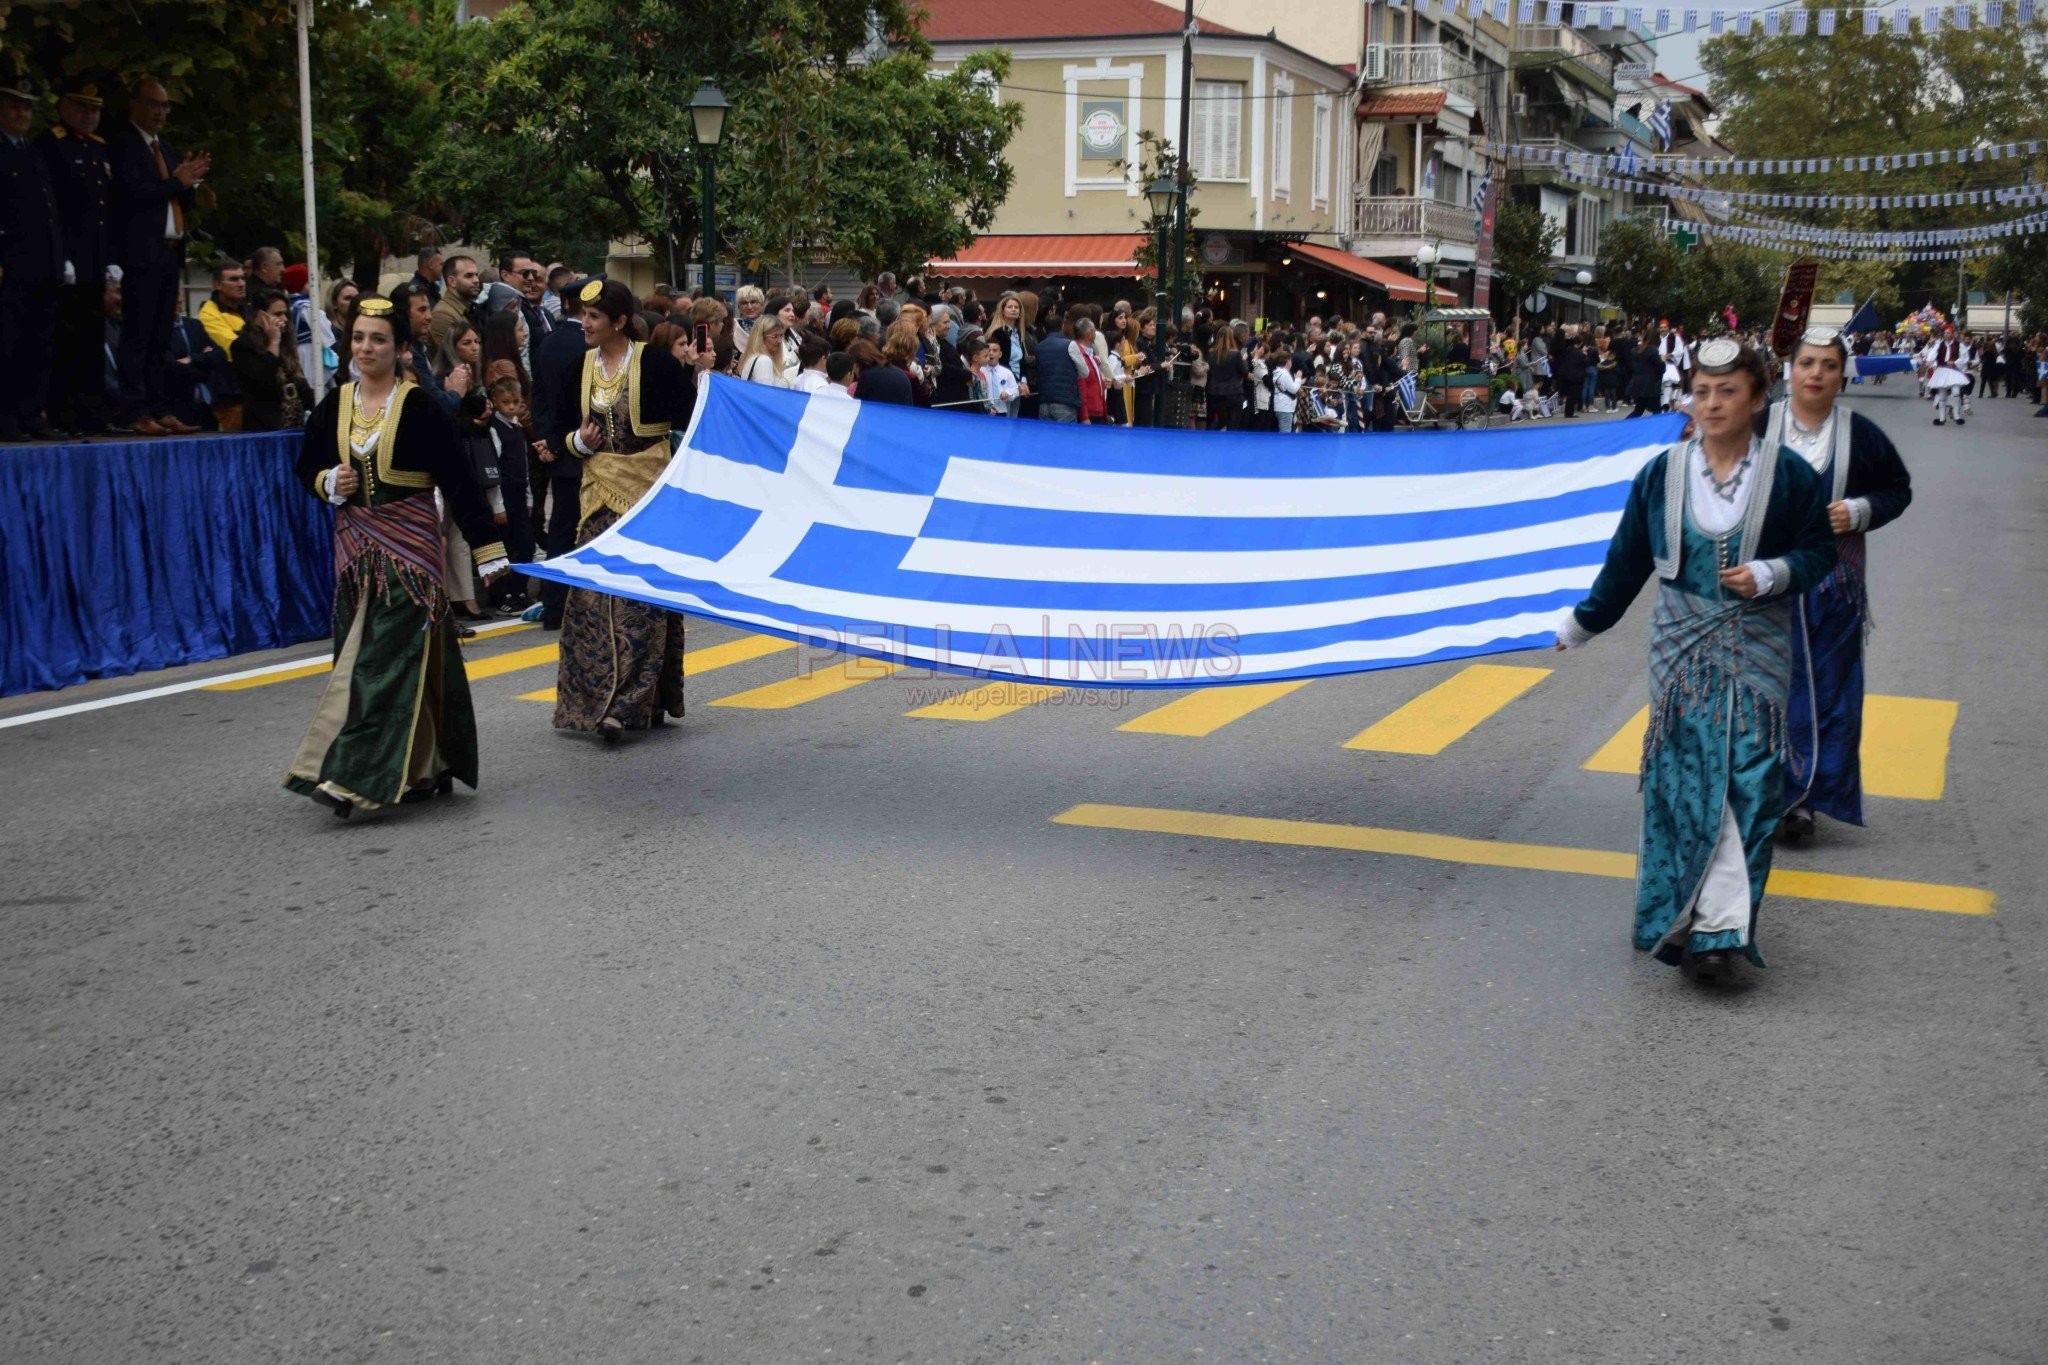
left=1569, top=440, right=1837, bottom=966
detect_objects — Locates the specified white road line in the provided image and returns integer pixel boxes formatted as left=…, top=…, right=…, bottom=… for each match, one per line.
left=0, top=617, right=533, bottom=732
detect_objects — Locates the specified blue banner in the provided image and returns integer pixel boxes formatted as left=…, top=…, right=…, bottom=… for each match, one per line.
left=2, top=433, right=334, bottom=697
left=526, top=377, right=1685, bottom=687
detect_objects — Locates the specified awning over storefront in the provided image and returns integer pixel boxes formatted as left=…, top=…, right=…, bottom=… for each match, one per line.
left=927, top=233, right=1149, bottom=278
left=1286, top=241, right=1453, bottom=305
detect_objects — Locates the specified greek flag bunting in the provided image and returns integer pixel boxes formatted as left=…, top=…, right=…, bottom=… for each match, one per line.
left=523, top=378, right=1687, bottom=688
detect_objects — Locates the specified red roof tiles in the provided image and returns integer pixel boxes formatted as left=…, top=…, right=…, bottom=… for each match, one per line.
left=916, top=0, right=1245, bottom=42
left=1356, top=91, right=1448, bottom=121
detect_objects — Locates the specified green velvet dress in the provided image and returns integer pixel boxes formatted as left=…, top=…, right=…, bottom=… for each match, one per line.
left=1569, top=440, right=1837, bottom=966
left=285, top=383, right=507, bottom=812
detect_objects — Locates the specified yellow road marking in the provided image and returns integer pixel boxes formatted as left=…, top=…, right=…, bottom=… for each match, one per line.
left=203, top=660, right=332, bottom=691
left=1117, top=680, right=1312, bottom=737
left=1583, top=706, right=1650, bottom=773
left=465, top=641, right=559, bottom=681
left=906, top=681, right=1069, bottom=722
left=1052, top=802, right=1995, bottom=917
left=1861, top=696, right=1958, bottom=800
left=520, top=633, right=797, bottom=703
left=712, top=658, right=900, bottom=710
left=1343, top=664, right=1550, bottom=755
left=1585, top=697, right=1958, bottom=801
left=202, top=622, right=538, bottom=691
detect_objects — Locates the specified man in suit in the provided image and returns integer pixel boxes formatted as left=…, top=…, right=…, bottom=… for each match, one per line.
left=429, top=252, right=485, bottom=351
left=410, top=247, right=442, bottom=307
left=110, top=77, right=205, bottom=435
left=1, top=75, right=66, bottom=440
left=36, top=78, right=115, bottom=434
left=529, top=274, right=592, bottom=629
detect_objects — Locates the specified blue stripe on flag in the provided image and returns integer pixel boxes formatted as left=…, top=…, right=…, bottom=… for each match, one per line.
left=623, top=485, right=763, bottom=561
left=911, top=482, right=1631, bottom=551
left=686, top=380, right=801, bottom=472
left=554, top=546, right=1583, bottom=663
left=771, top=525, right=1610, bottom=611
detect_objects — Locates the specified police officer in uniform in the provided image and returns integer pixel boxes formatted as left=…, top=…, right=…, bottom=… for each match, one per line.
left=1, top=74, right=66, bottom=441
left=38, top=78, right=113, bottom=435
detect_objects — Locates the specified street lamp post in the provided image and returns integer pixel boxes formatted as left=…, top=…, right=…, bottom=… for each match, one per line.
left=1415, top=241, right=1439, bottom=314
left=689, top=79, right=730, bottom=301
left=1146, top=173, right=1179, bottom=427
left=1575, top=268, right=1593, bottom=325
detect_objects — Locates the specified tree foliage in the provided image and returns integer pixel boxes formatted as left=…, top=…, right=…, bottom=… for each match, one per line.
left=1490, top=201, right=1560, bottom=328
left=0, top=0, right=436, bottom=271
left=1, top=0, right=1022, bottom=282
left=1594, top=214, right=1682, bottom=322
left=419, top=0, right=1019, bottom=281
left=1702, top=2, right=2048, bottom=312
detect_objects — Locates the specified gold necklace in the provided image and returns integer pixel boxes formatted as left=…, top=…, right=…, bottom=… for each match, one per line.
left=591, top=344, right=631, bottom=411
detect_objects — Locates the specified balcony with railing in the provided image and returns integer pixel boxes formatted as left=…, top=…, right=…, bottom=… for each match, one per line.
left=1511, top=25, right=1616, bottom=94
left=1350, top=192, right=1479, bottom=252
left=1366, top=43, right=1480, bottom=89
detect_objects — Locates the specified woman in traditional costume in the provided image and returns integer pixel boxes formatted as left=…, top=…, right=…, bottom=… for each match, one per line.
left=1756, top=327, right=1913, bottom=844
left=551, top=279, right=705, bottom=740
left=286, top=297, right=508, bottom=818
left=1557, top=339, right=1837, bottom=982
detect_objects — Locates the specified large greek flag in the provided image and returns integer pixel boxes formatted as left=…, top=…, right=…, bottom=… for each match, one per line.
left=523, top=377, right=1684, bottom=688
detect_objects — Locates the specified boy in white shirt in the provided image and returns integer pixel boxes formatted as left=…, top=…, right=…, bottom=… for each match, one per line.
left=974, top=337, right=1021, bottom=416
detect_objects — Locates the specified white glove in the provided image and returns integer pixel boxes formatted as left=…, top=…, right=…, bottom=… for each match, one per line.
left=63, top=260, right=76, bottom=286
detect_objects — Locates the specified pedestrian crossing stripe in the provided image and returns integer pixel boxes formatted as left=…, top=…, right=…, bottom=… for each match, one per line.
left=1117, top=680, right=1313, bottom=737
left=907, top=681, right=1069, bottom=721
left=519, top=632, right=798, bottom=704
left=1582, top=696, right=1957, bottom=799
left=1052, top=802, right=1996, bottom=917
left=201, top=622, right=540, bottom=690
left=711, top=658, right=900, bottom=710
left=1343, top=664, right=1551, bottom=755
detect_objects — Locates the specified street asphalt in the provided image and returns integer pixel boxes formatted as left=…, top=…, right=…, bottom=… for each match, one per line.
left=2, top=386, right=2044, bottom=1364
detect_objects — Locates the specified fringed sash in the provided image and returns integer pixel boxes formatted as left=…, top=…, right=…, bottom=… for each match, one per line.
left=334, top=491, right=448, bottom=622
left=1642, top=583, right=1794, bottom=774
left=580, top=447, right=672, bottom=527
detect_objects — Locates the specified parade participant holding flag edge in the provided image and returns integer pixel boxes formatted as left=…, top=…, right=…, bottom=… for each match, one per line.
left=1758, top=326, right=1913, bottom=844
left=1555, top=338, right=1836, bottom=984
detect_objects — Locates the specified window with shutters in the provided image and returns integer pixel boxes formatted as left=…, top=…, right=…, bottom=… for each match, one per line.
left=1311, top=95, right=1331, bottom=208
left=1271, top=75, right=1293, bottom=201
left=1189, top=80, right=1243, bottom=182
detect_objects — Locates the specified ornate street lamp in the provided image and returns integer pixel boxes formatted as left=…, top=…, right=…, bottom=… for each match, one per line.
left=690, top=79, right=730, bottom=300
left=1415, top=240, right=1439, bottom=314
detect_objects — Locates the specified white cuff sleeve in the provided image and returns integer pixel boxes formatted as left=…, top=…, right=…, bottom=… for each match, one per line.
left=1749, top=559, right=1782, bottom=598
left=570, top=429, right=595, bottom=457
left=485, top=487, right=505, bottom=515
left=1555, top=609, right=1596, bottom=650
left=1846, top=497, right=1872, bottom=532
left=474, top=557, right=510, bottom=579
left=321, top=468, right=348, bottom=506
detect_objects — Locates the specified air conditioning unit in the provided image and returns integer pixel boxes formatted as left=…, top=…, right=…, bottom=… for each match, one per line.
left=1363, top=44, right=1389, bottom=83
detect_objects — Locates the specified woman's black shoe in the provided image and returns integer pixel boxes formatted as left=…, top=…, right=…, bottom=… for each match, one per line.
left=1687, top=948, right=1732, bottom=984
left=310, top=789, right=353, bottom=820
left=1780, top=809, right=1815, bottom=844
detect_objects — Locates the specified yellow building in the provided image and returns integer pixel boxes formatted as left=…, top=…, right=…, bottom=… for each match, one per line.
left=919, top=0, right=1441, bottom=322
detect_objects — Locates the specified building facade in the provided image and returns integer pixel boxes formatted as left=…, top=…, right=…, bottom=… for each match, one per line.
left=918, top=0, right=1445, bottom=323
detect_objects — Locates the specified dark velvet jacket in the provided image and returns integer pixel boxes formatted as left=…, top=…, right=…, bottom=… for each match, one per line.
left=1750, top=407, right=1913, bottom=530
left=295, top=383, right=507, bottom=569
left=1572, top=443, right=1838, bottom=637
